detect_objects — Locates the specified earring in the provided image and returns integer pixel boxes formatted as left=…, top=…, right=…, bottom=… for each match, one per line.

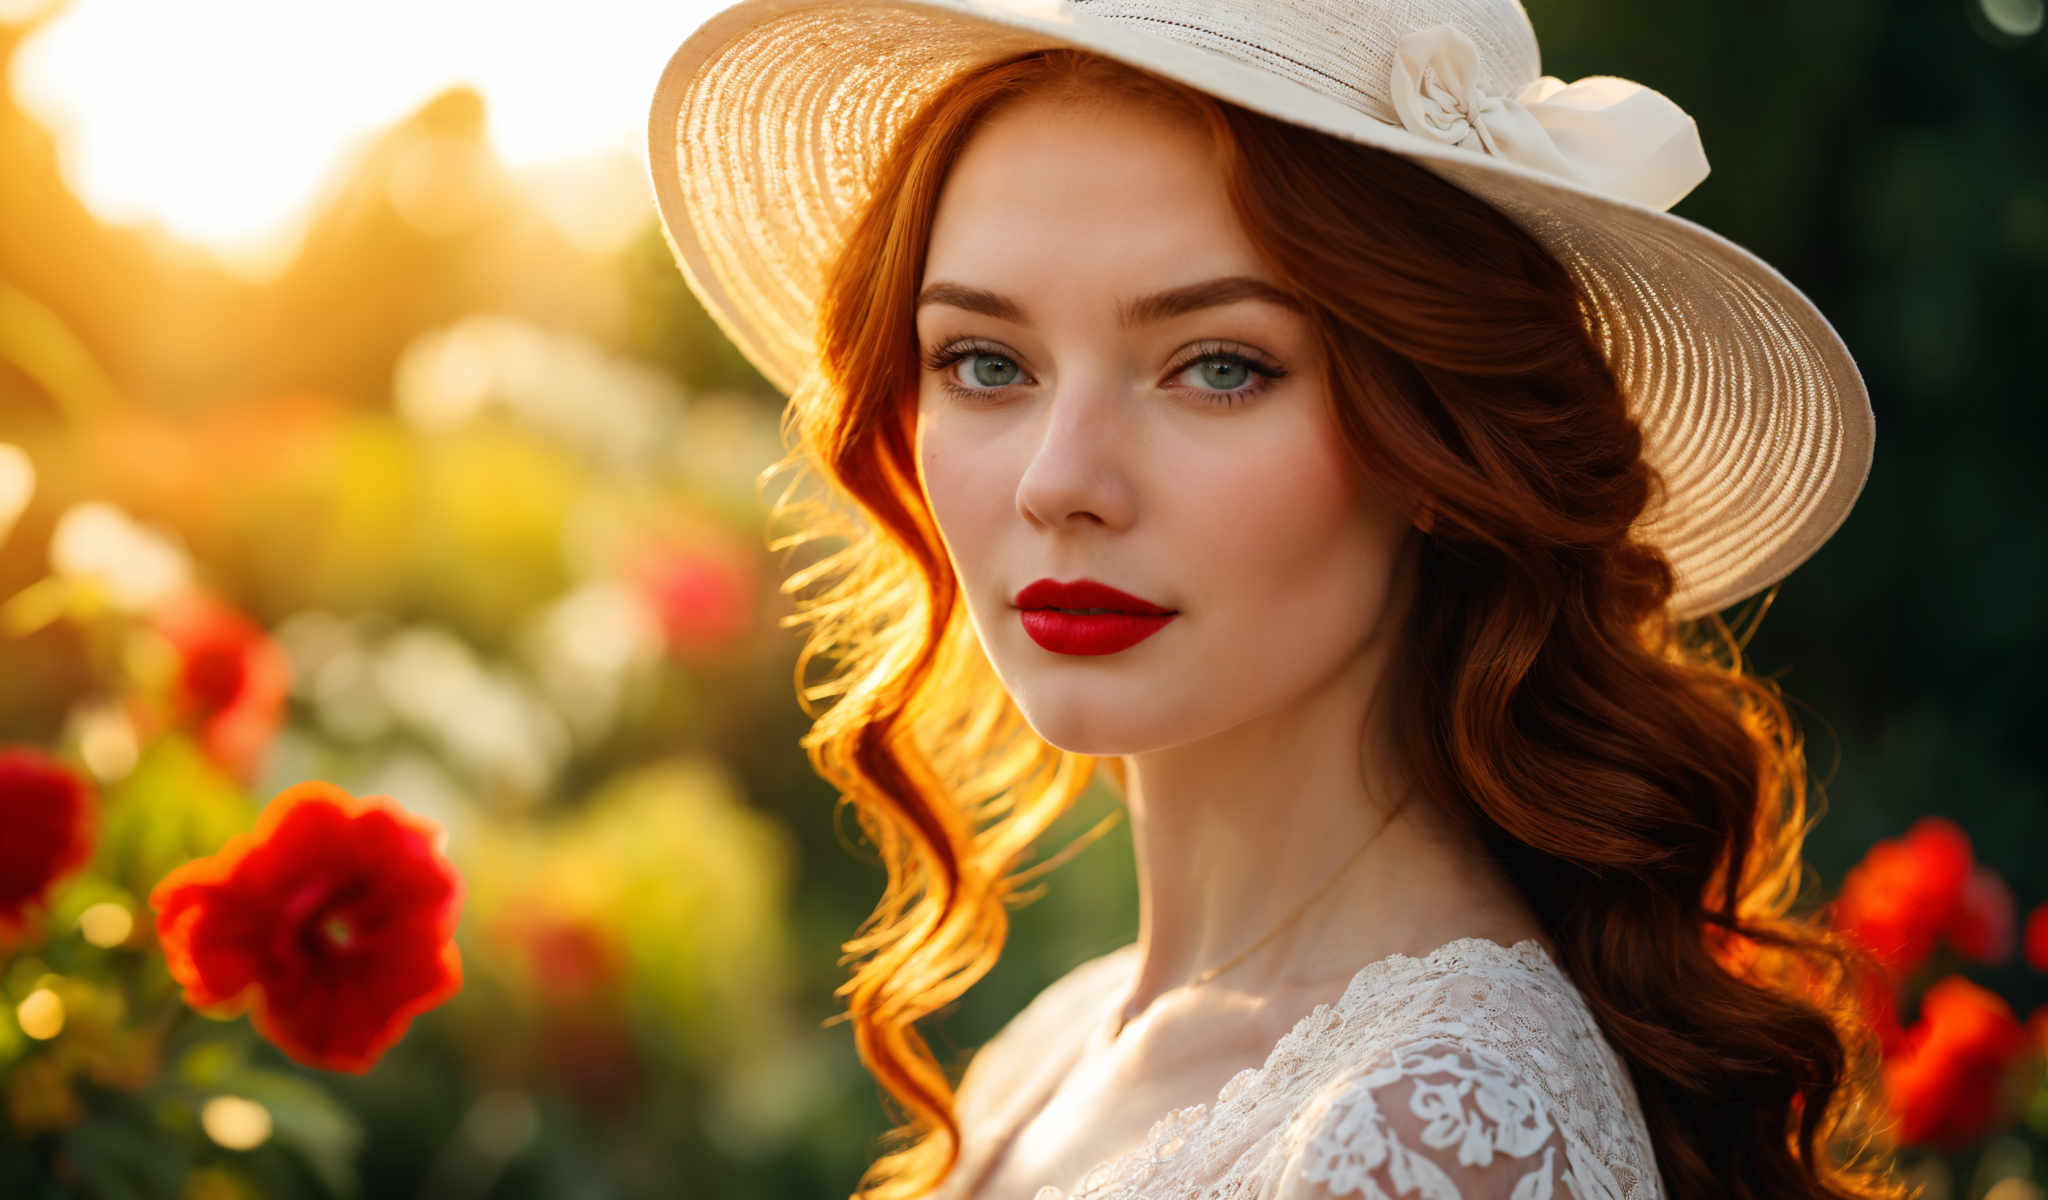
left=1414, top=506, right=1437, bottom=534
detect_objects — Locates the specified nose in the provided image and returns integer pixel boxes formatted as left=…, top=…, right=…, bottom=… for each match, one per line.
left=1015, top=380, right=1137, bottom=531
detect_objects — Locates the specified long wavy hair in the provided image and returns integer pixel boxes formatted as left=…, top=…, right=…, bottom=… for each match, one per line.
left=762, top=46, right=1911, bottom=1200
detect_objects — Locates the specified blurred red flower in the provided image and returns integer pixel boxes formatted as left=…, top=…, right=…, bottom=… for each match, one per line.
left=2025, top=902, right=2048, bottom=972
left=1881, top=974, right=2030, bottom=1151
left=149, top=782, right=463, bottom=1074
left=1943, top=866, right=2016, bottom=965
left=1830, top=816, right=1975, bottom=978
left=0, top=747, right=97, bottom=942
left=627, top=530, right=759, bottom=661
left=146, top=588, right=292, bottom=785
left=491, top=903, right=620, bottom=1006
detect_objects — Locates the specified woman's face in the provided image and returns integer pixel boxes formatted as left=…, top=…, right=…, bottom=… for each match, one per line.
left=913, top=90, right=1418, bottom=756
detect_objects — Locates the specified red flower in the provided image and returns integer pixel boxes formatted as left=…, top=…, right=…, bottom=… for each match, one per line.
left=627, top=530, right=759, bottom=661
left=1831, top=816, right=1975, bottom=978
left=2025, top=902, right=2048, bottom=972
left=0, top=747, right=97, bottom=942
left=149, top=782, right=463, bottom=1074
left=1881, top=975, right=2030, bottom=1151
left=491, top=903, right=620, bottom=1005
left=1943, top=866, right=2016, bottom=965
left=146, top=588, right=292, bottom=785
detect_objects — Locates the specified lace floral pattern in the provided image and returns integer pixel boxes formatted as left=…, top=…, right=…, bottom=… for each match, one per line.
left=1011, top=937, right=1662, bottom=1200
left=1282, top=1037, right=1608, bottom=1199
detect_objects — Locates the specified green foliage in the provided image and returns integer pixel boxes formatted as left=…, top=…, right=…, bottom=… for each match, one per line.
left=95, top=735, right=257, bottom=899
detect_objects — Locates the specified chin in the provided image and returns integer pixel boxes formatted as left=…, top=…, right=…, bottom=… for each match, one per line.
left=1024, top=723, right=1155, bottom=757
left=1007, top=689, right=1204, bottom=757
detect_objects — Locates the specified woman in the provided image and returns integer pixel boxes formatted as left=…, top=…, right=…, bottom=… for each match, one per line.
left=647, top=1, right=1907, bottom=1198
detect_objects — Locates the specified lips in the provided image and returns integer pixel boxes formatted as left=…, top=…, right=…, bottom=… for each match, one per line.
left=1013, top=578, right=1177, bottom=656
left=1012, top=578, right=1175, bottom=615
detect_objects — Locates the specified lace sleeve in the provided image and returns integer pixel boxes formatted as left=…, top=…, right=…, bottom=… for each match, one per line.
left=1271, top=1035, right=1620, bottom=1200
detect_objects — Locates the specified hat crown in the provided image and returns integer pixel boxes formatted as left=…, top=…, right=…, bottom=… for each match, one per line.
left=1065, top=0, right=1542, bottom=123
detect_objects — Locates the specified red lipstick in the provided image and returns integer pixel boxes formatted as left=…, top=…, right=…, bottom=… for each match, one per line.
left=1012, top=578, right=1178, bottom=656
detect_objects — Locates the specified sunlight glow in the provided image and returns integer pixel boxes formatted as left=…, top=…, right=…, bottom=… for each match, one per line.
left=0, top=0, right=58, bottom=23
left=201, top=1095, right=274, bottom=1150
left=9, top=1, right=721, bottom=275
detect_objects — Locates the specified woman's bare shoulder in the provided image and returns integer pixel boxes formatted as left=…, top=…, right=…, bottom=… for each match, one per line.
left=956, top=943, right=1136, bottom=1105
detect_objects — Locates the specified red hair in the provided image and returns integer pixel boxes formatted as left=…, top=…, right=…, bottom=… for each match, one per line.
left=765, top=47, right=1912, bottom=1200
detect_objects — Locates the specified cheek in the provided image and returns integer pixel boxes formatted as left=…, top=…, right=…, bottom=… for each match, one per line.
left=1192, top=425, right=1400, bottom=630
left=916, top=408, right=1002, bottom=560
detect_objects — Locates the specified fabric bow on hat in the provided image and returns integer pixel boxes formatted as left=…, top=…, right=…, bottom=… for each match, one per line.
left=1388, top=24, right=1709, bottom=212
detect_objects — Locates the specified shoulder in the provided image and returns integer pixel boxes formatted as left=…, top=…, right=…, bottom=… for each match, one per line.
left=1266, top=949, right=1662, bottom=1200
left=955, top=943, right=1135, bottom=1113
left=996, top=941, right=1137, bottom=1048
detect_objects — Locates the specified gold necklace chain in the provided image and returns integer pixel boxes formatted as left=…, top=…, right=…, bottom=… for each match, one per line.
left=1186, top=798, right=1404, bottom=989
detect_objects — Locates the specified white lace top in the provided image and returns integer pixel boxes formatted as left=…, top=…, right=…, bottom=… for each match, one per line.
left=933, top=936, right=1664, bottom=1199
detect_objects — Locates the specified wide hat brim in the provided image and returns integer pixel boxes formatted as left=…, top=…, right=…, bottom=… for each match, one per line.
left=646, top=0, right=1873, bottom=621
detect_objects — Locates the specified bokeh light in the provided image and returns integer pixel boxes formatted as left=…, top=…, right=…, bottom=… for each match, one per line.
left=15, top=986, right=64, bottom=1039
left=70, top=696, right=140, bottom=782
left=48, top=501, right=193, bottom=611
left=76, top=901, right=133, bottom=947
left=1981, top=0, right=2045, bottom=37
left=200, top=1095, right=274, bottom=1151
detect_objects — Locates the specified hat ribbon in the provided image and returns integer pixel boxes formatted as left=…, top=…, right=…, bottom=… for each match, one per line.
left=1388, top=23, right=1710, bottom=212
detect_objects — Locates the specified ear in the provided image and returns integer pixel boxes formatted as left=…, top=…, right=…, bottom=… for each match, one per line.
left=1412, top=505, right=1436, bottom=534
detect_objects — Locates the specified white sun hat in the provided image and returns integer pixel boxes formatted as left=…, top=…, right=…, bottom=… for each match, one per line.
left=645, top=0, right=1873, bottom=621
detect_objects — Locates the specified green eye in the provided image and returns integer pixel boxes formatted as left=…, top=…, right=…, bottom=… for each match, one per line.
left=966, top=354, right=1021, bottom=388
left=1195, top=358, right=1250, bottom=390
left=921, top=338, right=1286, bottom=408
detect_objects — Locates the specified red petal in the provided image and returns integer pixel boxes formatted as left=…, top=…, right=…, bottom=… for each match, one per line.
left=251, top=938, right=462, bottom=1073
left=1944, top=866, right=2016, bottom=965
left=2024, top=902, right=2048, bottom=972
left=148, top=782, right=463, bottom=1070
left=0, top=747, right=97, bottom=935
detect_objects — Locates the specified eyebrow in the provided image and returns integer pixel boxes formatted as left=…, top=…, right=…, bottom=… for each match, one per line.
left=914, top=274, right=1306, bottom=328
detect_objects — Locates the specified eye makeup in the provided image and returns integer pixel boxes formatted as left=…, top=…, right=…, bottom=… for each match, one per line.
left=918, top=336, right=1291, bottom=408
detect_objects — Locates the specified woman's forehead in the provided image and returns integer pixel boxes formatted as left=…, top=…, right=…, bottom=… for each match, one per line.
left=923, top=106, right=1260, bottom=310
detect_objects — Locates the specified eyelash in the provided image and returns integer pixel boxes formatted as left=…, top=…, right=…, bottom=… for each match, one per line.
left=920, top=338, right=1288, bottom=408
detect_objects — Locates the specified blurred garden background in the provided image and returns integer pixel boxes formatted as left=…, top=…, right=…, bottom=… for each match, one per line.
left=0, top=0, right=2043, bottom=1197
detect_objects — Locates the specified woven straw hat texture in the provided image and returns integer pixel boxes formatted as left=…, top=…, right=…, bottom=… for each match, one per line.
left=646, top=0, right=1873, bottom=620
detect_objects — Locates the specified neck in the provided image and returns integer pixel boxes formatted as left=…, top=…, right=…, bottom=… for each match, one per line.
left=1108, top=638, right=1525, bottom=1039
